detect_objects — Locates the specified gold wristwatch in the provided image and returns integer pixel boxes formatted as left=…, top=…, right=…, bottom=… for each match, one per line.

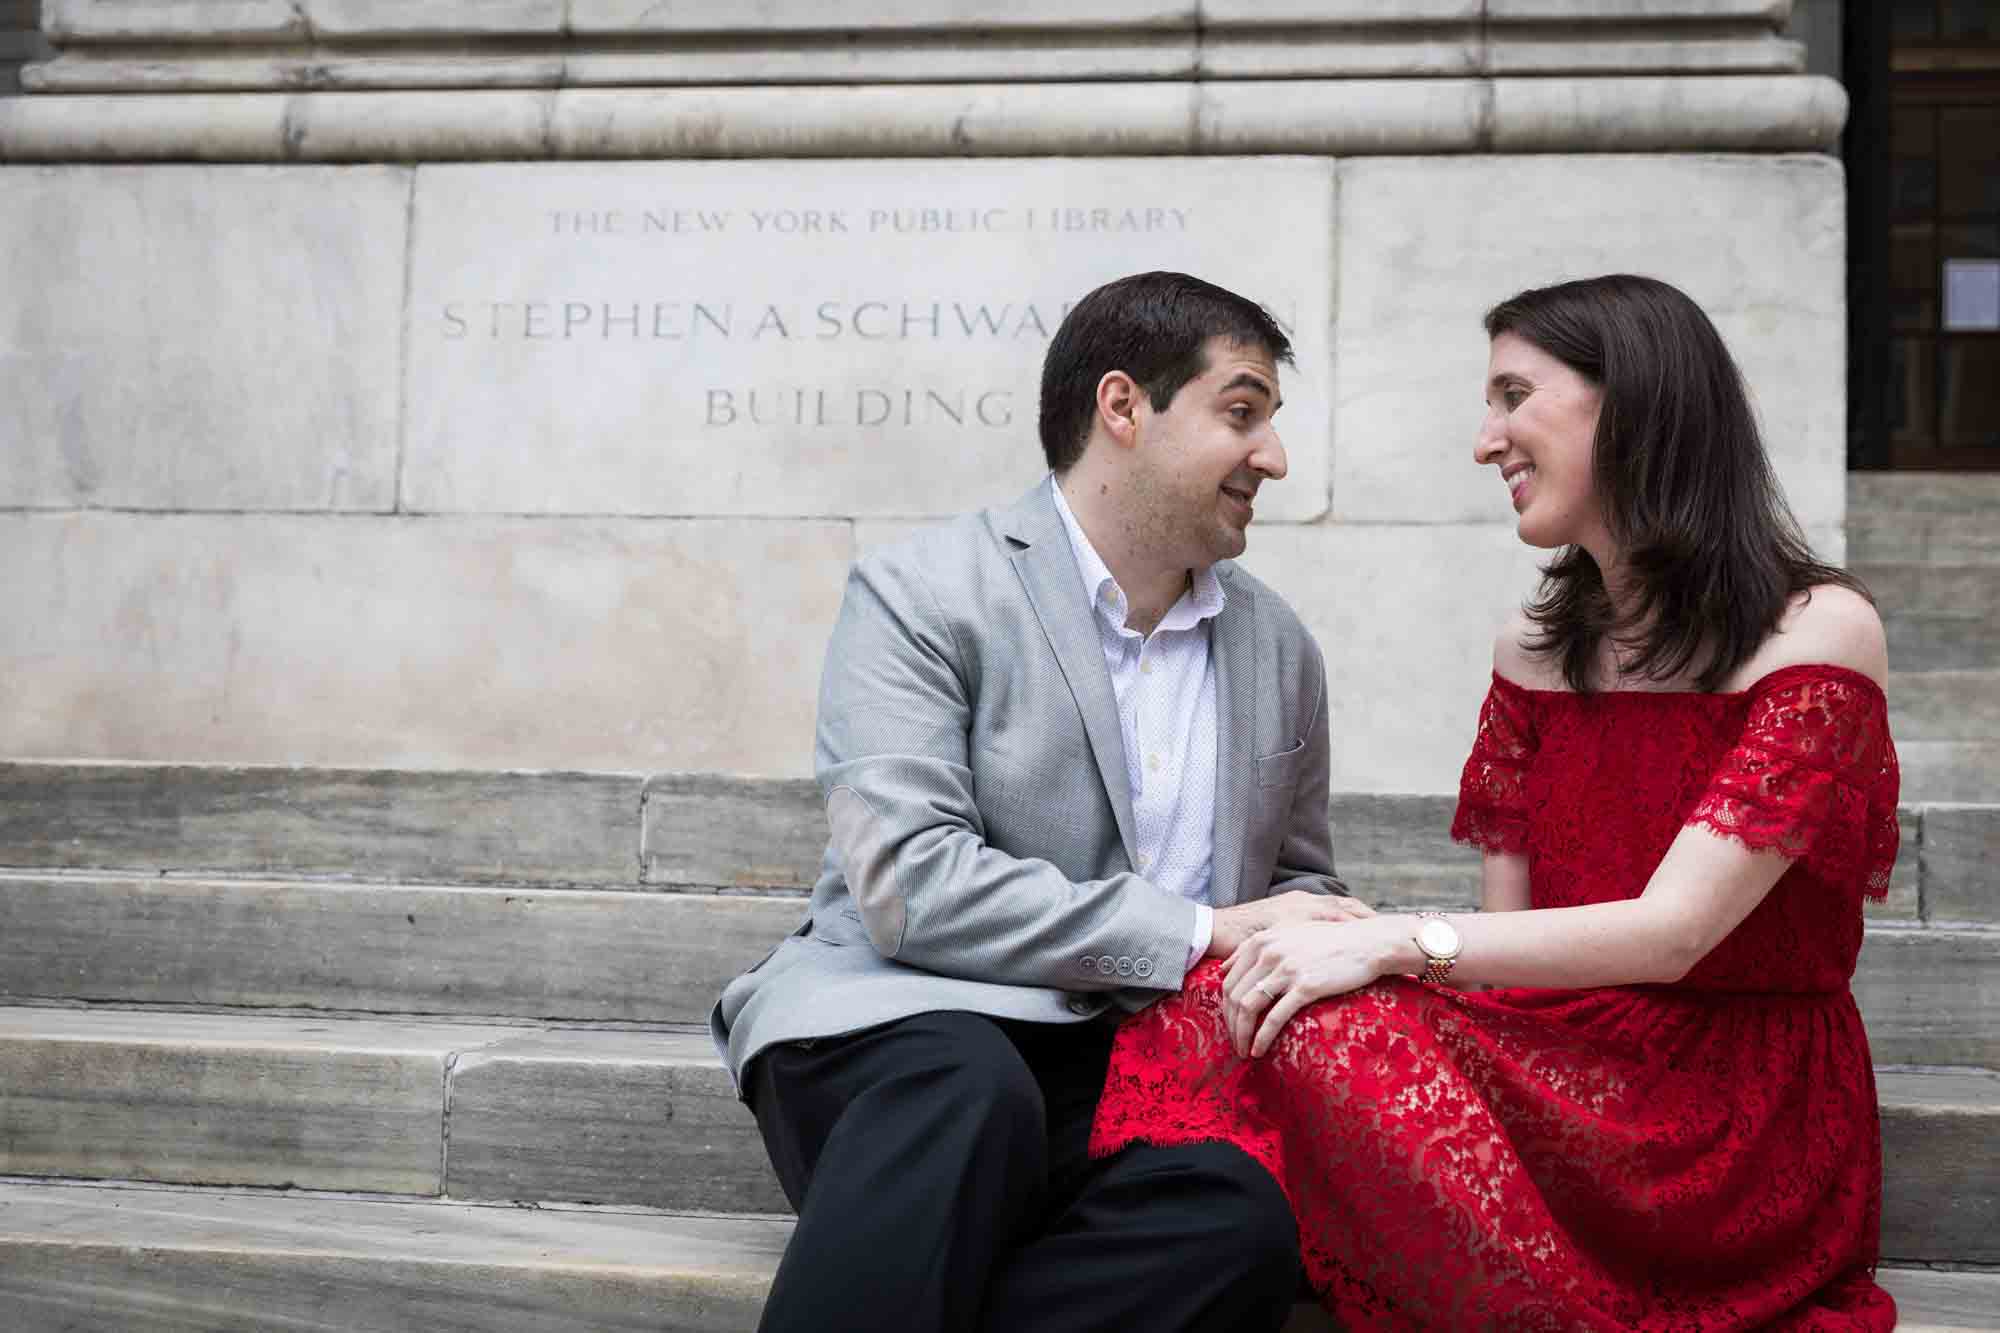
left=1415, top=912, right=1462, bottom=985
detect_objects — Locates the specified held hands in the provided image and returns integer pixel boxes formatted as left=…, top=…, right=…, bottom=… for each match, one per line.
left=1221, top=915, right=1412, bottom=1059
left=1206, top=889, right=1374, bottom=960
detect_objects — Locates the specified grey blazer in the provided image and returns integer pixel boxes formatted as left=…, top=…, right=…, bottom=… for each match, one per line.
left=711, top=481, right=1343, bottom=1089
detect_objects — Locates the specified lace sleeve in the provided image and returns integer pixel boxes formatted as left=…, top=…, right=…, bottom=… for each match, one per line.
left=1451, top=675, right=1539, bottom=855
left=1686, top=665, right=1901, bottom=899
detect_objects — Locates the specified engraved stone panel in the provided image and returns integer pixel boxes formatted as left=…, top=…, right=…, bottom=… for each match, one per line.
left=401, top=159, right=1334, bottom=520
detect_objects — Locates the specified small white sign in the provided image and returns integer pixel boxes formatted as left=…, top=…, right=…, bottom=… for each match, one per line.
left=1943, top=258, right=2000, bottom=331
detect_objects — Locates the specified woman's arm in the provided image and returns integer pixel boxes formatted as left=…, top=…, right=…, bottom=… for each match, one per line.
left=1481, top=851, right=1532, bottom=913
left=1223, top=827, right=1793, bottom=1055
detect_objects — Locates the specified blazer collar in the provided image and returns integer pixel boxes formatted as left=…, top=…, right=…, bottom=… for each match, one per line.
left=1003, top=482, right=1141, bottom=864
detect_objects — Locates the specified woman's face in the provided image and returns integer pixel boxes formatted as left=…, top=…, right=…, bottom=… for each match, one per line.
left=1475, top=332, right=1609, bottom=556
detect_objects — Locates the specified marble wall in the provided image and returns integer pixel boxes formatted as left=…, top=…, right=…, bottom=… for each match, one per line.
left=0, top=153, right=1845, bottom=790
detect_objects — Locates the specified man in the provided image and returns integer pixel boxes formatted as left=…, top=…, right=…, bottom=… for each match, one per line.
left=712, top=271, right=1367, bottom=1333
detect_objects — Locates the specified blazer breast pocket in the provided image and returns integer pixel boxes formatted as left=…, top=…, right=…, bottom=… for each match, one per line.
left=1256, top=738, right=1308, bottom=790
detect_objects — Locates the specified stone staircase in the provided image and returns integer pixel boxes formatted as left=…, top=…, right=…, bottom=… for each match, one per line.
left=1851, top=472, right=2000, bottom=807
left=0, top=761, right=1995, bottom=1330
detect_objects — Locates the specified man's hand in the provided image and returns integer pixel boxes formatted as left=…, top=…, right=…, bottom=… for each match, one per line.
left=1206, top=889, right=1373, bottom=959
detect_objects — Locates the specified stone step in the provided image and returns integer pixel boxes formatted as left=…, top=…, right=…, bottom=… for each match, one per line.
left=0, top=1009, right=782, bottom=1212
left=1887, top=614, right=2000, bottom=673
left=0, top=871, right=802, bottom=1024
left=3, top=762, right=1991, bottom=917
left=0, top=1187, right=1993, bottom=1333
left=4, top=872, right=1996, bottom=1061
left=1899, top=741, right=2000, bottom=804
left=1889, top=669, right=2000, bottom=741
left=1847, top=511, right=2000, bottom=566
left=1, top=1007, right=1993, bottom=1263
left=1849, top=471, right=2000, bottom=517
left=0, top=1181, right=787, bottom=1332
left=1855, top=563, right=2000, bottom=620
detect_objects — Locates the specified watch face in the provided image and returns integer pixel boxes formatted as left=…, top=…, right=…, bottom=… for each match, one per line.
left=1417, top=918, right=1460, bottom=959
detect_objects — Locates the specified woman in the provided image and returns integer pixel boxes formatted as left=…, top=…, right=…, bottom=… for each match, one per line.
left=1090, top=274, right=1900, bottom=1330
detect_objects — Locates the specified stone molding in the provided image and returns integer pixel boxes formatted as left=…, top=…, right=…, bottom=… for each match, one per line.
left=0, top=76, right=1847, bottom=160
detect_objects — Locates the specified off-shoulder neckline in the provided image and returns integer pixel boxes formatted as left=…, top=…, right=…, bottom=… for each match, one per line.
left=1490, top=661, right=1887, bottom=702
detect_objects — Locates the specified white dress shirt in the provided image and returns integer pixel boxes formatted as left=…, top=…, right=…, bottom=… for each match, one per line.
left=1050, top=476, right=1219, bottom=966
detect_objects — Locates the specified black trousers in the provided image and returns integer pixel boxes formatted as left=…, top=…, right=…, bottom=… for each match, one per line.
left=747, top=1009, right=1300, bottom=1333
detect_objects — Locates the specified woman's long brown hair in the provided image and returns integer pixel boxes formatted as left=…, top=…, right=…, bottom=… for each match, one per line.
left=1484, top=274, right=1867, bottom=694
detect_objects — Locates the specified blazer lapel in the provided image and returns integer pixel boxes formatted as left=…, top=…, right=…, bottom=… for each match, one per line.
left=1002, top=484, right=1140, bottom=866
left=1208, top=565, right=1257, bottom=908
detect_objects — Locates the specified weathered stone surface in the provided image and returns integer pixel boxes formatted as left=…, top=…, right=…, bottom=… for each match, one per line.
left=1483, top=33, right=1803, bottom=74
left=1329, top=155, right=1845, bottom=529
left=1, top=1182, right=1992, bottom=1332
left=563, top=36, right=1196, bottom=87
left=1850, top=471, right=2000, bottom=517
left=25, top=51, right=570, bottom=92
left=1885, top=615, right=2000, bottom=673
left=1234, top=522, right=1546, bottom=795
left=566, top=0, right=1191, bottom=31
left=0, top=166, right=405, bottom=510
left=644, top=775, right=826, bottom=889
left=446, top=1032, right=787, bottom=1213
left=400, top=158, right=1332, bottom=522
left=1486, top=0, right=1785, bottom=18
left=1887, top=670, right=2000, bottom=743
left=289, top=89, right=552, bottom=158
left=0, top=515, right=847, bottom=774
left=1854, top=928, right=2000, bottom=1068
left=1196, top=79, right=1482, bottom=152
left=0, top=764, right=643, bottom=884
left=1850, top=563, right=2000, bottom=618
left=1897, top=742, right=2000, bottom=805
left=1330, top=793, right=1479, bottom=909
left=2, top=81, right=1850, bottom=161
left=0, top=874, right=805, bottom=1020
left=547, top=82, right=1197, bottom=157
left=42, top=0, right=307, bottom=42
left=1921, top=805, right=2000, bottom=925
left=0, top=1183, right=787, bottom=1332
left=1197, top=34, right=1476, bottom=80
left=305, top=0, right=562, bottom=39
left=1878, top=1067, right=2000, bottom=1267
left=1848, top=512, right=2000, bottom=565
left=0, top=1008, right=480, bottom=1193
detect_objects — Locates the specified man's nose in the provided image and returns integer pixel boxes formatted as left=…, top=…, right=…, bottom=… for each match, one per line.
left=1253, top=428, right=1288, bottom=481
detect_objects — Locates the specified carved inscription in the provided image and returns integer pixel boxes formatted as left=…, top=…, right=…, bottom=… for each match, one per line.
left=402, top=161, right=1333, bottom=517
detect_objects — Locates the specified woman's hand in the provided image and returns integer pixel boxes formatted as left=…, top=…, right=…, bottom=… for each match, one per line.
left=1222, top=916, right=1415, bottom=1058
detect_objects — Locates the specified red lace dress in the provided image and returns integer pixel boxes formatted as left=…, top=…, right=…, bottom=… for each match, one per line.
left=1091, top=664, right=1901, bottom=1331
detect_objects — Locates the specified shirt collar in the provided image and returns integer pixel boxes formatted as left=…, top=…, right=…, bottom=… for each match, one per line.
left=1048, top=475, right=1225, bottom=635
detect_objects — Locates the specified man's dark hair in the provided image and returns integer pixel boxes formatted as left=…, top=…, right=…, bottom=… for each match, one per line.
left=1038, top=271, right=1294, bottom=473
left=1485, top=273, right=1867, bottom=694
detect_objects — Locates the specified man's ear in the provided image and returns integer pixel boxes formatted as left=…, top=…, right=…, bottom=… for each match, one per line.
left=1094, top=370, right=1143, bottom=451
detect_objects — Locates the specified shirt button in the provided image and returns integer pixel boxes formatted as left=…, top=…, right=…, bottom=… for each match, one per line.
left=1137, top=853, right=1150, bottom=870
left=1134, top=958, right=1155, bottom=979
left=1097, top=955, right=1117, bottom=974
left=1116, top=957, right=1135, bottom=977
left=1140, top=660, right=1153, bottom=675
left=1147, top=753, right=1161, bottom=773
left=1080, top=956, right=1097, bottom=972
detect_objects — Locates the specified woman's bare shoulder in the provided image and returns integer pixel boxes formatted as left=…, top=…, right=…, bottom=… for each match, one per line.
left=1735, top=584, right=1888, bottom=689
left=1492, top=609, right=1566, bottom=691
